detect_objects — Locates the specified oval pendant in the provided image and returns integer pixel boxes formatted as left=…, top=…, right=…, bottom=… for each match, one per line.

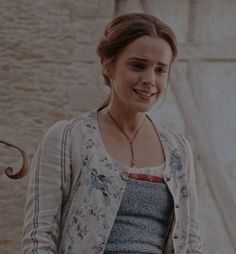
left=131, top=159, right=135, bottom=167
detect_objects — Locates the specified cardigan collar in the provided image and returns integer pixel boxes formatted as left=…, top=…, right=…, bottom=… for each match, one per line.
left=82, top=109, right=185, bottom=181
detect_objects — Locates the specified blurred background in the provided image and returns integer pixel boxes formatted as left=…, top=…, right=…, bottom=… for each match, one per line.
left=0, top=0, right=236, bottom=253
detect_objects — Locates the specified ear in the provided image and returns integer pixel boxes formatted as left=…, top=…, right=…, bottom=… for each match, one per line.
left=100, top=58, right=112, bottom=86
left=101, top=57, right=110, bottom=76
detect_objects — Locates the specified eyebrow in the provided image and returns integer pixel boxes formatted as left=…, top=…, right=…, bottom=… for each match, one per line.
left=127, top=57, right=169, bottom=67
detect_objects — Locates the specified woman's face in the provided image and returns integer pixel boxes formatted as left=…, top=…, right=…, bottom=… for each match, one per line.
left=103, top=35, right=173, bottom=113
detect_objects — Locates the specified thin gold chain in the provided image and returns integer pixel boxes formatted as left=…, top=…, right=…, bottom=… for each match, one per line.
left=107, top=110, right=146, bottom=167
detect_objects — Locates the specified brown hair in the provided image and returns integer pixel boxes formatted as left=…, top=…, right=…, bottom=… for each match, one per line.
left=96, top=13, right=177, bottom=108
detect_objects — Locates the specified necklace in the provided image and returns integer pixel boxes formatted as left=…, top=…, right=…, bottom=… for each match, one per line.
left=107, top=110, right=146, bottom=167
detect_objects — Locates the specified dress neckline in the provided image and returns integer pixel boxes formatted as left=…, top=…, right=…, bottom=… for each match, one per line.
left=94, top=108, right=169, bottom=174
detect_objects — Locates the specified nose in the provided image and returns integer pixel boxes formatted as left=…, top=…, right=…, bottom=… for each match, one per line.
left=142, top=69, right=155, bottom=86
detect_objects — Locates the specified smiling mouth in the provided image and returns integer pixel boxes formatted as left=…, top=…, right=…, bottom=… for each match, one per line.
left=133, top=89, right=158, bottom=97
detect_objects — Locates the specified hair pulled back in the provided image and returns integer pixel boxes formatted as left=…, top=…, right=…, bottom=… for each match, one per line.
left=96, top=13, right=177, bottom=108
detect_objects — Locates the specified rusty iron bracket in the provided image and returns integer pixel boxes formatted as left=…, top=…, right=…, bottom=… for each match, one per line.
left=0, top=140, right=29, bottom=179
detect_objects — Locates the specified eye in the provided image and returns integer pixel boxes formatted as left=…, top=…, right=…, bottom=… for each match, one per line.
left=131, top=62, right=145, bottom=71
left=155, top=66, right=167, bottom=74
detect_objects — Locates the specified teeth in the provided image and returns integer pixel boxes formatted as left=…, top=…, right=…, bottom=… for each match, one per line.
left=135, top=90, right=152, bottom=96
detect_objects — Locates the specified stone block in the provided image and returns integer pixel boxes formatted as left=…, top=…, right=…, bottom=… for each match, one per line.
left=63, top=0, right=115, bottom=19
left=69, top=85, right=107, bottom=112
left=192, top=0, right=236, bottom=43
left=142, top=0, right=190, bottom=43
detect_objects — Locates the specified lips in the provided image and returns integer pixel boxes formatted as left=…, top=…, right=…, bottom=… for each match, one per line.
left=133, top=89, right=157, bottom=98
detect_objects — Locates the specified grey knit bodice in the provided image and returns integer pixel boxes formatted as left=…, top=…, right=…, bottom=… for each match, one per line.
left=104, top=165, right=174, bottom=254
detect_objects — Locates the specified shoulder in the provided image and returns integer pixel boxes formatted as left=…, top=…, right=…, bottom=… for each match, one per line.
left=43, top=110, right=97, bottom=141
left=157, top=125, right=194, bottom=172
left=158, top=125, right=192, bottom=153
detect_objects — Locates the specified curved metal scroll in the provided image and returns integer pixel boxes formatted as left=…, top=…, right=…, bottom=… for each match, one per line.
left=0, top=140, right=29, bottom=179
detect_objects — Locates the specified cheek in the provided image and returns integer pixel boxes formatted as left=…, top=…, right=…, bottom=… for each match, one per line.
left=157, top=76, right=168, bottom=90
left=116, top=69, right=140, bottom=86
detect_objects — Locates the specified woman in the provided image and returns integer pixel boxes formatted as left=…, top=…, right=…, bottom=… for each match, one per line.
left=22, top=13, right=203, bottom=254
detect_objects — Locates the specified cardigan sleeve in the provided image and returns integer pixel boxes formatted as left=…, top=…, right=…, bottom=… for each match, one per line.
left=177, top=133, right=203, bottom=254
left=22, top=120, right=71, bottom=254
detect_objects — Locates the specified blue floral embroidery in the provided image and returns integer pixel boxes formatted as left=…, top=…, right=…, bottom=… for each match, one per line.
left=89, top=168, right=112, bottom=206
left=67, top=207, right=88, bottom=240
left=86, top=138, right=96, bottom=149
left=113, top=186, right=125, bottom=201
left=86, top=123, right=97, bottom=130
left=169, top=149, right=183, bottom=174
left=82, top=154, right=89, bottom=167
left=86, top=203, right=106, bottom=221
left=92, top=234, right=107, bottom=254
left=100, top=156, right=114, bottom=170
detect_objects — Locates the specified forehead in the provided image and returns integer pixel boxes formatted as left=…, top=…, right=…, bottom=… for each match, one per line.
left=119, top=35, right=173, bottom=64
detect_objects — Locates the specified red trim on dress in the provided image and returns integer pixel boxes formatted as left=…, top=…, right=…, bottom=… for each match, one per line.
left=128, top=173, right=164, bottom=183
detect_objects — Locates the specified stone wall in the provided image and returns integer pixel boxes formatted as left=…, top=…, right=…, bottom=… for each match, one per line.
left=0, top=0, right=235, bottom=253
left=0, top=1, right=113, bottom=253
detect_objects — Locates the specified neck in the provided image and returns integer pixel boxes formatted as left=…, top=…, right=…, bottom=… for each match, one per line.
left=105, top=105, right=146, bottom=135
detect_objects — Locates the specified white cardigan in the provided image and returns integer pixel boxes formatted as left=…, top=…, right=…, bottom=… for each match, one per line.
left=22, top=110, right=203, bottom=254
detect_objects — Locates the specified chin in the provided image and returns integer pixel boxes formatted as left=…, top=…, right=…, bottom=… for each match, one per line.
left=132, top=103, right=155, bottom=113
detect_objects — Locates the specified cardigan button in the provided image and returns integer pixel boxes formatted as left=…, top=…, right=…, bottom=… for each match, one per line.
left=181, top=186, right=188, bottom=197
left=164, top=176, right=171, bottom=182
left=175, top=203, right=179, bottom=208
left=174, top=234, right=178, bottom=239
